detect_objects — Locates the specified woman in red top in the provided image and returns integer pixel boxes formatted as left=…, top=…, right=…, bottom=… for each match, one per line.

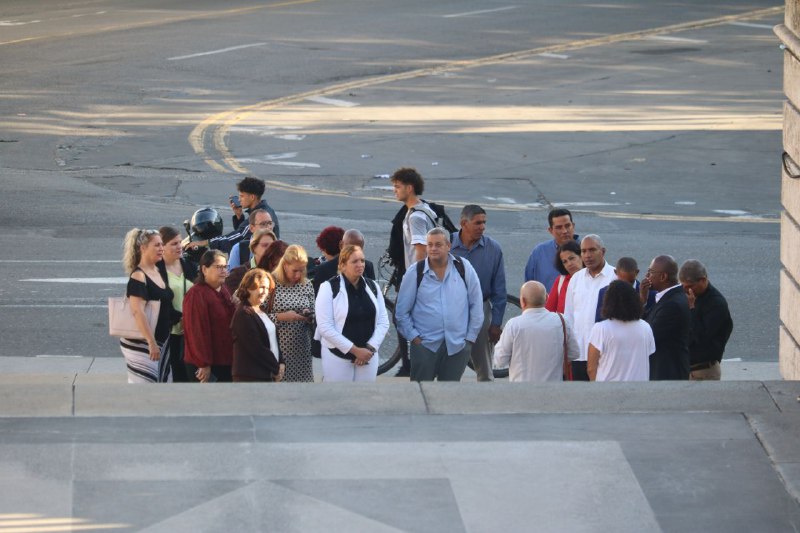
left=545, top=240, right=583, bottom=313
left=183, top=250, right=236, bottom=382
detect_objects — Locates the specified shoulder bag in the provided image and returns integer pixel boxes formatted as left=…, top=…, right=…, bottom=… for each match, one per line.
left=108, top=296, right=160, bottom=339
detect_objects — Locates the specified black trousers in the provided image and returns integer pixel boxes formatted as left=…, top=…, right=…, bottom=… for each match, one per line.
left=184, top=363, right=232, bottom=383
left=169, top=335, right=189, bottom=383
left=571, top=361, right=590, bottom=382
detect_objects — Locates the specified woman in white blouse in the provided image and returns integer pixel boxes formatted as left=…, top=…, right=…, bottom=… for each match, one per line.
left=588, top=280, right=655, bottom=382
left=231, top=268, right=285, bottom=382
left=315, top=245, right=389, bottom=382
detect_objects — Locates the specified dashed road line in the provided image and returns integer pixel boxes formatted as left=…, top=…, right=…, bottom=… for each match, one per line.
left=443, top=6, right=518, bottom=18
left=168, top=42, right=267, bottom=61
left=539, top=52, right=570, bottom=59
left=728, top=21, right=776, bottom=29
left=306, top=96, right=360, bottom=107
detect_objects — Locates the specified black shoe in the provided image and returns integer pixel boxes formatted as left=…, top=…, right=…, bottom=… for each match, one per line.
left=394, top=366, right=410, bottom=377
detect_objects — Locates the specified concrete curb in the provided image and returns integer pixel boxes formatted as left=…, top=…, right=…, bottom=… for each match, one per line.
left=0, top=375, right=796, bottom=418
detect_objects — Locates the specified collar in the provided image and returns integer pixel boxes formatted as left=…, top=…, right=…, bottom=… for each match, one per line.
left=452, top=232, right=484, bottom=251
left=581, top=261, right=612, bottom=279
left=522, top=307, right=548, bottom=315
left=655, top=284, right=682, bottom=303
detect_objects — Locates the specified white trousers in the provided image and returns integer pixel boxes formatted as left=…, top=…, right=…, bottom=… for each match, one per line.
left=321, top=347, right=378, bottom=382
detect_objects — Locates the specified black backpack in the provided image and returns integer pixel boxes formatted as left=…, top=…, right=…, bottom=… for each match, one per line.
left=415, top=256, right=466, bottom=289
left=328, top=275, right=379, bottom=299
left=412, top=200, right=458, bottom=234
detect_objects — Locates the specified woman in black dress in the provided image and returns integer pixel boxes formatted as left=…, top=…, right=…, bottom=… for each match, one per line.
left=119, top=228, right=174, bottom=383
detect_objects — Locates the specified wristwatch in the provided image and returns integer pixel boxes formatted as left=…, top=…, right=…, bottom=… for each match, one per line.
left=365, top=343, right=377, bottom=354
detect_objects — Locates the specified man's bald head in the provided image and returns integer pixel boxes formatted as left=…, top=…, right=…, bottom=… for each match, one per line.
left=520, top=281, right=547, bottom=309
left=341, top=229, right=365, bottom=249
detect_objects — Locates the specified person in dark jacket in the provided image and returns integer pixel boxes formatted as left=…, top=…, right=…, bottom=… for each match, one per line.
left=184, top=176, right=280, bottom=253
left=183, top=250, right=236, bottom=382
left=641, top=255, right=691, bottom=380
left=679, top=259, right=733, bottom=380
left=312, top=229, right=376, bottom=295
left=231, top=269, right=285, bottom=382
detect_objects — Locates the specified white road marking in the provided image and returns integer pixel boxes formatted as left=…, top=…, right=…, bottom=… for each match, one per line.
left=0, top=20, right=41, bottom=26
left=167, top=42, right=267, bottom=61
left=20, top=277, right=127, bottom=284
left=443, top=6, right=517, bottom=18
left=727, top=21, right=774, bottom=30
left=0, top=260, right=117, bottom=263
left=255, top=161, right=321, bottom=168
left=553, top=202, right=622, bottom=207
left=644, top=35, right=708, bottom=44
left=36, top=354, right=84, bottom=358
left=539, top=52, right=570, bottom=59
left=713, top=209, right=749, bottom=216
left=305, top=96, right=359, bottom=107
left=674, top=201, right=697, bottom=205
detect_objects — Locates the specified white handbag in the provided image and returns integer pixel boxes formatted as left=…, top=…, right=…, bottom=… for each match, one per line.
left=108, top=296, right=160, bottom=339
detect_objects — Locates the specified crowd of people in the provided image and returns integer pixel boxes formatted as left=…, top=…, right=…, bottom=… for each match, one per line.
left=117, top=169, right=734, bottom=385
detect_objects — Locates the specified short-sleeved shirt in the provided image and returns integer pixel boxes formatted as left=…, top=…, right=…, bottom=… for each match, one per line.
left=403, top=203, right=435, bottom=269
left=588, top=319, right=655, bottom=382
left=126, top=269, right=173, bottom=343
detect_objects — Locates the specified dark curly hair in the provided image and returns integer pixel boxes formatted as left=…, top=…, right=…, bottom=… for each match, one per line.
left=600, top=280, right=643, bottom=322
left=256, top=240, right=289, bottom=273
left=390, top=167, right=425, bottom=195
left=237, top=176, right=266, bottom=197
left=315, top=226, right=345, bottom=257
left=554, top=240, right=582, bottom=275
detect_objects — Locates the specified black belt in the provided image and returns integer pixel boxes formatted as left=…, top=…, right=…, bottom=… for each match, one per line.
left=691, top=361, right=719, bottom=371
left=330, top=347, right=356, bottom=362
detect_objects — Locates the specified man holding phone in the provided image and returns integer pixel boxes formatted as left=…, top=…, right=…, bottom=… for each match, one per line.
left=186, top=176, right=280, bottom=254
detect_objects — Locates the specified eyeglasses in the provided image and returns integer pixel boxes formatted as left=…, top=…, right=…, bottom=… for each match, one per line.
left=211, top=264, right=228, bottom=271
left=255, top=221, right=274, bottom=227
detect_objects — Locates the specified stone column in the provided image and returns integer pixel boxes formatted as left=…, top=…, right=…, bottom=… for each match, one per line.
left=776, top=2, right=800, bottom=379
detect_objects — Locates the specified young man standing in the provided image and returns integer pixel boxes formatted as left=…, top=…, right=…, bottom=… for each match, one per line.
left=186, top=176, right=280, bottom=254
left=389, top=167, right=437, bottom=376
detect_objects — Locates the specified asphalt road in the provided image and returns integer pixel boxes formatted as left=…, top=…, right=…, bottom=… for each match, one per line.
left=0, top=0, right=785, bottom=362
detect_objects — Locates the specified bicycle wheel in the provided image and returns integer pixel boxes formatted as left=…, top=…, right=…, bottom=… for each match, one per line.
left=466, top=294, right=522, bottom=379
left=377, top=298, right=405, bottom=375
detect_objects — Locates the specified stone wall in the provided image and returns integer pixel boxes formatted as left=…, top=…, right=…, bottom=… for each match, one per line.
left=777, top=3, right=800, bottom=379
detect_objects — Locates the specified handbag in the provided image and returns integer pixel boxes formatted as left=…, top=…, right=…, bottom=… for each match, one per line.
left=108, top=296, right=160, bottom=339
left=557, top=312, right=572, bottom=381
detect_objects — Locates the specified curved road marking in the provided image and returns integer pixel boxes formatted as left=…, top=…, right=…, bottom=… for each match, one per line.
left=189, top=5, right=783, bottom=224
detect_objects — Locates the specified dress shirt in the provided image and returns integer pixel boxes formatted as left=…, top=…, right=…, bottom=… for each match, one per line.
left=493, top=307, right=579, bottom=382
left=450, top=231, right=507, bottom=325
left=655, top=284, right=682, bottom=303
left=564, top=262, right=616, bottom=361
left=395, top=254, right=484, bottom=355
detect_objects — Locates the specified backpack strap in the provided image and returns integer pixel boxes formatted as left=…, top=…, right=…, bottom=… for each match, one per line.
left=330, top=275, right=377, bottom=299
left=416, top=257, right=467, bottom=289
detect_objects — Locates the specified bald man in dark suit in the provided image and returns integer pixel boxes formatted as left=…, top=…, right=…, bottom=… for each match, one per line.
left=641, top=255, right=691, bottom=380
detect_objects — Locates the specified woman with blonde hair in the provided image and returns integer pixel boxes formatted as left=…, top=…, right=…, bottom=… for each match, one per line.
left=120, top=228, right=174, bottom=383
left=268, top=245, right=316, bottom=382
left=231, top=269, right=285, bottom=382
left=315, top=245, right=389, bottom=382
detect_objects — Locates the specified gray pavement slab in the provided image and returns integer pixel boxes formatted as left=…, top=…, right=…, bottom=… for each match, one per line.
left=0, top=413, right=798, bottom=532
left=0, top=375, right=73, bottom=417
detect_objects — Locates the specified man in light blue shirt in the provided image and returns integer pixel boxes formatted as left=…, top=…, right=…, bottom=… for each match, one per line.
left=395, top=227, right=484, bottom=381
left=451, top=204, right=506, bottom=382
left=524, top=208, right=578, bottom=291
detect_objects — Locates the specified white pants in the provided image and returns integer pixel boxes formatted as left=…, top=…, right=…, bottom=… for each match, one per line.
left=321, top=347, right=378, bottom=382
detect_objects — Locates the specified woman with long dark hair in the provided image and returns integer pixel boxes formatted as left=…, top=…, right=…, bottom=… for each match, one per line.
left=156, top=226, right=197, bottom=382
left=588, top=280, right=655, bottom=382
left=231, top=268, right=285, bottom=382
left=545, top=240, right=582, bottom=313
left=183, top=250, right=236, bottom=383
left=119, top=228, right=174, bottom=383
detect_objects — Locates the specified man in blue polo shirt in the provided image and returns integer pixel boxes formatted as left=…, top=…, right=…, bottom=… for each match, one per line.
left=451, top=205, right=506, bottom=382
left=524, top=208, right=578, bottom=291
